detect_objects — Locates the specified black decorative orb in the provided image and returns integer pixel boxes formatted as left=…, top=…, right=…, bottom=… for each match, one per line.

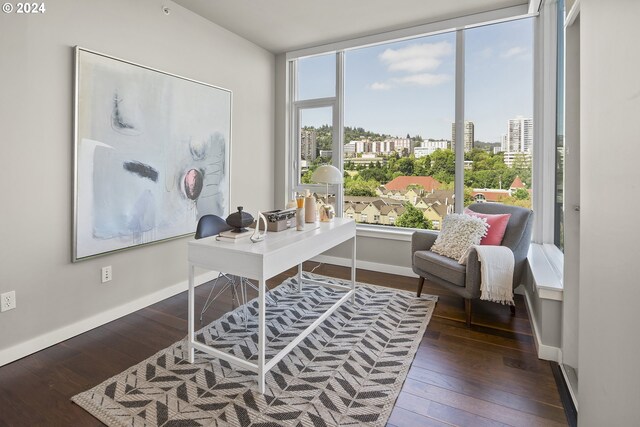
left=226, top=206, right=254, bottom=232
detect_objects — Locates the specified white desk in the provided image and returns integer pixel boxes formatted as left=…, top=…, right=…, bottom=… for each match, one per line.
left=187, top=218, right=356, bottom=393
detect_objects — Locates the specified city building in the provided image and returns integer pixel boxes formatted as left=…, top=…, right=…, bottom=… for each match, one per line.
left=413, top=139, right=448, bottom=157
left=343, top=141, right=356, bottom=157
left=472, top=176, right=528, bottom=202
left=390, top=137, right=412, bottom=154
left=503, top=151, right=532, bottom=168
left=451, top=121, right=475, bottom=152
left=349, top=137, right=412, bottom=156
left=507, top=116, right=533, bottom=152
left=300, top=129, right=317, bottom=160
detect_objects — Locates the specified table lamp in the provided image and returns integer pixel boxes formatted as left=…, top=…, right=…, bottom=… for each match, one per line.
left=311, top=164, right=343, bottom=221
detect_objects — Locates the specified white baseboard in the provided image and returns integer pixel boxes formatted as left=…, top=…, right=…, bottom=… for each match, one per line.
left=522, top=286, right=561, bottom=362
left=0, top=270, right=220, bottom=367
left=311, top=254, right=417, bottom=278
left=559, top=360, right=580, bottom=410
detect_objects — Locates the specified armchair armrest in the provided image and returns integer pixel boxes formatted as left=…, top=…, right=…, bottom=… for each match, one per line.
left=464, top=246, right=482, bottom=299
left=411, top=230, right=439, bottom=254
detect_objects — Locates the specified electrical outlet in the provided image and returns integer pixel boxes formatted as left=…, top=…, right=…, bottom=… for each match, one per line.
left=1, top=291, right=16, bottom=312
left=101, top=266, right=112, bottom=283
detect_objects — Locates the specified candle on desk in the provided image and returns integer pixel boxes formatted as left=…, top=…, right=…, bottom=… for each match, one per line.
left=304, top=189, right=317, bottom=223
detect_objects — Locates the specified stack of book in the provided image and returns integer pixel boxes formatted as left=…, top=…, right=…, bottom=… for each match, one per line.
left=216, top=229, right=253, bottom=242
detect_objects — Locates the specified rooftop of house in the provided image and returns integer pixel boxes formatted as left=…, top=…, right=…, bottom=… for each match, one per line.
left=510, top=176, right=526, bottom=189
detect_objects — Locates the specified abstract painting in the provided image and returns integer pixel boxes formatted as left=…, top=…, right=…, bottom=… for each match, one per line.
left=73, top=47, right=231, bottom=261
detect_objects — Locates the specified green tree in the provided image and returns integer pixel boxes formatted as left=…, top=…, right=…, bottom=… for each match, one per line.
left=513, top=188, right=530, bottom=200
left=396, top=202, right=433, bottom=229
left=414, top=155, right=431, bottom=176
left=359, top=167, right=387, bottom=183
left=411, top=135, right=424, bottom=147
left=396, top=157, right=415, bottom=175
left=343, top=126, right=390, bottom=144
left=430, top=149, right=455, bottom=184
left=344, top=178, right=379, bottom=196
left=464, top=187, right=475, bottom=206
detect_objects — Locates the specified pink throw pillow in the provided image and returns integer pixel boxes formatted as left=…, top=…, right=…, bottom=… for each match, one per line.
left=464, top=209, right=511, bottom=246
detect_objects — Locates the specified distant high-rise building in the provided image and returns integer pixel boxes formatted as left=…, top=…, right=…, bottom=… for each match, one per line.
left=300, top=129, right=317, bottom=160
left=507, top=116, right=533, bottom=152
left=451, top=121, right=475, bottom=153
left=501, top=134, right=508, bottom=152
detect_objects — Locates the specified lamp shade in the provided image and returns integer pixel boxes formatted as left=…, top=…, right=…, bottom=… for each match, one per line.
left=310, top=165, right=343, bottom=184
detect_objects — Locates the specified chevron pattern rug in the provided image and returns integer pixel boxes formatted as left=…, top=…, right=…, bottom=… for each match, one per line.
left=72, top=273, right=437, bottom=427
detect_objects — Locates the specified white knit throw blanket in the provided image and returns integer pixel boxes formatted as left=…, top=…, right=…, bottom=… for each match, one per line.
left=473, top=245, right=515, bottom=305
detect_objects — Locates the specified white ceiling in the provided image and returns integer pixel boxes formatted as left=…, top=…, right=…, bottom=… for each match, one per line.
left=173, top=0, right=527, bottom=54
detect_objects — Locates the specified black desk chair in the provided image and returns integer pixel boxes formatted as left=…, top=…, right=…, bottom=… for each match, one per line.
left=195, top=215, right=275, bottom=326
left=196, top=215, right=252, bottom=325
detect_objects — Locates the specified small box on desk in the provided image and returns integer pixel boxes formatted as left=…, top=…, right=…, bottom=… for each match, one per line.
left=263, top=209, right=296, bottom=232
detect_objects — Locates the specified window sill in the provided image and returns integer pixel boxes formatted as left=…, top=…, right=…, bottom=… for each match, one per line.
left=356, top=224, right=415, bottom=241
left=527, top=243, right=564, bottom=301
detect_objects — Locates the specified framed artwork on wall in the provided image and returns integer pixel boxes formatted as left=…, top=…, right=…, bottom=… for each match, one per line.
left=73, top=47, right=232, bottom=261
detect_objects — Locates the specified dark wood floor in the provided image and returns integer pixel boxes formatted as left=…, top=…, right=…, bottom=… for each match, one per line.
left=0, top=263, right=567, bottom=426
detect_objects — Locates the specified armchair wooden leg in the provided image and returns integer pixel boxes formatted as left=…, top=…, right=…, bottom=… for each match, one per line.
left=416, top=277, right=425, bottom=297
left=510, top=304, right=516, bottom=316
left=464, top=299, right=472, bottom=327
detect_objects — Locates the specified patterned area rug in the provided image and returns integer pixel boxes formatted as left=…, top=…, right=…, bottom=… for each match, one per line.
left=72, top=273, right=437, bottom=427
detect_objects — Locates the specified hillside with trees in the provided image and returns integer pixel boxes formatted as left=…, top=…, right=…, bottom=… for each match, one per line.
left=300, top=126, right=532, bottom=209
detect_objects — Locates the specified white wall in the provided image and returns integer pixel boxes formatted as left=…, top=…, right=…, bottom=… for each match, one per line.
left=0, top=0, right=274, bottom=362
left=578, top=0, right=640, bottom=424
left=562, top=12, right=580, bottom=375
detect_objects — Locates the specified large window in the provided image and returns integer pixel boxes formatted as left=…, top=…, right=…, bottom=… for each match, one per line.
left=464, top=19, right=534, bottom=212
left=343, top=32, right=456, bottom=230
left=290, top=17, right=534, bottom=231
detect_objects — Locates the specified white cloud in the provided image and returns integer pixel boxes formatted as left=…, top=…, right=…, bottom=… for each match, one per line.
left=379, top=41, right=453, bottom=73
left=392, top=73, right=452, bottom=87
left=479, top=47, right=493, bottom=59
left=501, top=46, right=526, bottom=58
left=370, top=81, right=392, bottom=90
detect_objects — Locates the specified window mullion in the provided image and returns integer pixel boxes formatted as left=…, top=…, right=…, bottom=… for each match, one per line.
left=454, top=29, right=465, bottom=213
left=335, top=51, right=345, bottom=217
left=288, top=60, right=298, bottom=202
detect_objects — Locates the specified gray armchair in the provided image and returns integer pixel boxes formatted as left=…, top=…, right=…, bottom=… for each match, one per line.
left=412, top=203, right=533, bottom=326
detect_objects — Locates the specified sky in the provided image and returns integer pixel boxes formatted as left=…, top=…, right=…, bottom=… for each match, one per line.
left=297, top=18, right=533, bottom=143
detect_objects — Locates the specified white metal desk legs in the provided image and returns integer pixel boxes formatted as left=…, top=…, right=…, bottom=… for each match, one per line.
left=257, top=278, right=266, bottom=393
left=297, top=264, right=303, bottom=292
left=188, top=264, right=195, bottom=363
